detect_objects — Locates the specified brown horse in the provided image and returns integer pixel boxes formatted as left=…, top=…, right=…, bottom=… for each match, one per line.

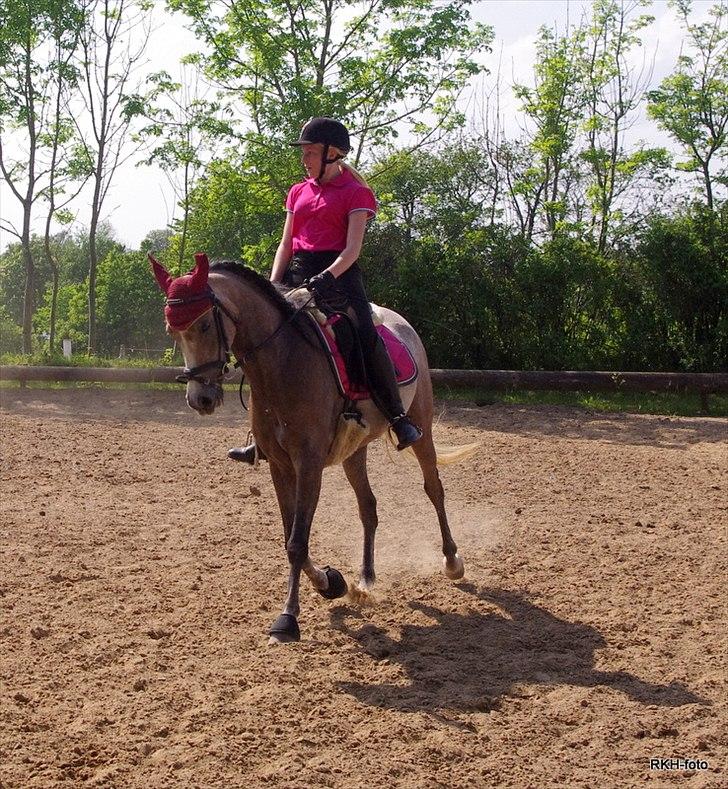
left=151, top=252, right=471, bottom=644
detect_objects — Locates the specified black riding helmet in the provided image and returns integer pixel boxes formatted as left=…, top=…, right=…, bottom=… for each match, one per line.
left=290, top=117, right=351, bottom=181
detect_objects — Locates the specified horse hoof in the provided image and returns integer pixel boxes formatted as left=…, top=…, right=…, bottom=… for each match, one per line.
left=317, top=566, right=348, bottom=600
left=347, top=583, right=376, bottom=607
left=268, top=613, right=300, bottom=644
left=443, top=554, right=465, bottom=580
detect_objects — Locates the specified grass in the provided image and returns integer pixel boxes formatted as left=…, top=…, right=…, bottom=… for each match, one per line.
left=0, top=351, right=179, bottom=368
left=432, top=385, right=728, bottom=418
left=0, top=380, right=184, bottom=392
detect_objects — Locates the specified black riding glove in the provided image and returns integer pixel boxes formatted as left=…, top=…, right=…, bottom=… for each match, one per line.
left=305, top=270, right=336, bottom=294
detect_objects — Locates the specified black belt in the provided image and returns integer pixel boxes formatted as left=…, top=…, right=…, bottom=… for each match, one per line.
left=291, top=250, right=341, bottom=272
left=286, top=250, right=342, bottom=287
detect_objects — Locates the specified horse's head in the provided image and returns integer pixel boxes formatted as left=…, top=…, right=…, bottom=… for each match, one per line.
left=150, top=252, right=235, bottom=415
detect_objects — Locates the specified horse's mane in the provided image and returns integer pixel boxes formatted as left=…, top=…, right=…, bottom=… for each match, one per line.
left=210, top=260, right=297, bottom=318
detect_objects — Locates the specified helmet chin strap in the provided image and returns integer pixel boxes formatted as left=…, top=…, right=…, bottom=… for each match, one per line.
left=317, top=143, right=344, bottom=182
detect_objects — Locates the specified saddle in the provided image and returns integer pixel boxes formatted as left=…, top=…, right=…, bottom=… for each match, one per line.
left=305, top=307, right=418, bottom=402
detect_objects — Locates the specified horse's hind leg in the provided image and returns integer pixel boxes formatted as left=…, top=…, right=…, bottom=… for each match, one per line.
left=342, top=446, right=378, bottom=600
left=410, top=428, right=465, bottom=580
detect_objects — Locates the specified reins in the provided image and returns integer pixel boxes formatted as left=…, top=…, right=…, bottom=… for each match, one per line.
left=168, top=283, right=316, bottom=411
left=238, top=288, right=315, bottom=365
left=234, top=287, right=315, bottom=409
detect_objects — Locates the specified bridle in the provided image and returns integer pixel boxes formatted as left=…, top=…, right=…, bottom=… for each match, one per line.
left=168, top=288, right=237, bottom=386
left=169, top=284, right=316, bottom=400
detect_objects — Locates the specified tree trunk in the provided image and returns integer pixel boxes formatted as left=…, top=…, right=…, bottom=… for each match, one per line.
left=87, top=211, right=99, bottom=355
left=87, top=118, right=105, bottom=356
left=21, top=24, right=37, bottom=355
left=21, top=222, right=34, bottom=354
left=178, top=161, right=190, bottom=274
left=703, top=161, right=714, bottom=210
left=49, top=268, right=59, bottom=352
left=43, top=229, right=60, bottom=353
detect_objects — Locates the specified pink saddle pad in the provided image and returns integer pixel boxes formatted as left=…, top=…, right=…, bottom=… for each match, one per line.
left=317, top=318, right=418, bottom=401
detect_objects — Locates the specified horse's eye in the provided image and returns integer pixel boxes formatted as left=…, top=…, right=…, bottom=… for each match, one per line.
left=200, top=320, right=211, bottom=333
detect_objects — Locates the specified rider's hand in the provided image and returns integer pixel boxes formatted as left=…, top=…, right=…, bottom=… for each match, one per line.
left=305, top=270, right=336, bottom=294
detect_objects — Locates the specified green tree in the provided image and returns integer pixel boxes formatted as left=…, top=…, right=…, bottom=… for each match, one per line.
left=172, top=156, right=285, bottom=269
left=0, top=224, right=123, bottom=346
left=164, top=1, right=493, bottom=276
left=0, top=0, right=85, bottom=352
left=0, top=302, right=23, bottom=353
left=514, top=23, right=587, bottom=240
left=515, top=236, right=625, bottom=369
left=75, top=0, right=152, bottom=354
left=168, top=0, right=492, bottom=165
left=370, top=144, right=492, bottom=243
left=582, top=0, right=670, bottom=251
left=364, top=145, right=531, bottom=368
left=33, top=281, right=88, bottom=349
left=634, top=204, right=727, bottom=370
left=0, top=239, right=55, bottom=326
left=31, top=247, right=168, bottom=355
left=135, top=67, right=236, bottom=272
left=647, top=0, right=728, bottom=209
left=140, top=227, right=173, bottom=254
left=95, top=248, right=167, bottom=354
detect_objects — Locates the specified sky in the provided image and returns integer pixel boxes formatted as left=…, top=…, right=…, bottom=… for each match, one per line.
left=0, top=0, right=716, bottom=254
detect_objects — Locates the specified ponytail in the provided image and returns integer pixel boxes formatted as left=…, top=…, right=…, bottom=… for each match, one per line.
left=339, top=160, right=370, bottom=189
left=327, top=146, right=370, bottom=188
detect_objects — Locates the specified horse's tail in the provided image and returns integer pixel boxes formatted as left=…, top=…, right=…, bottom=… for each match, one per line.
left=430, top=441, right=481, bottom=466
left=391, top=439, right=480, bottom=466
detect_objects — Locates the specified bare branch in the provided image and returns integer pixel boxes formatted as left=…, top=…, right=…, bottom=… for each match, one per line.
left=0, top=136, right=27, bottom=204
left=0, top=220, right=22, bottom=239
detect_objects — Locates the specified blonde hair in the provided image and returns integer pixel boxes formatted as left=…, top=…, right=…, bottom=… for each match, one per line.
left=340, top=160, right=370, bottom=189
left=328, top=145, right=371, bottom=189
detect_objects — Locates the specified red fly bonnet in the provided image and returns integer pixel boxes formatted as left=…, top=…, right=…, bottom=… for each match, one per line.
left=149, top=251, right=214, bottom=331
left=149, top=251, right=238, bottom=385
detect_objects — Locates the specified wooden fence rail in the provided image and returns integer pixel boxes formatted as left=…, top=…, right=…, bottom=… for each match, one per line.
left=2, top=365, right=726, bottom=396
left=1, top=365, right=184, bottom=385
left=428, top=369, right=728, bottom=394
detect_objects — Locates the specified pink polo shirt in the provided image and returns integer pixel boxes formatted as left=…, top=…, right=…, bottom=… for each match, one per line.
left=285, top=168, right=377, bottom=252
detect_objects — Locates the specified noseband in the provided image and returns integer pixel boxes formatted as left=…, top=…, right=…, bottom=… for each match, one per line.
left=168, top=288, right=237, bottom=385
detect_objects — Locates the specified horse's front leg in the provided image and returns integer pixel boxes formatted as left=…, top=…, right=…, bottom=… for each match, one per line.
left=267, top=460, right=347, bottom=646
left=268, top=457, right=339, bottom=644
left=269, top=459, right=312, bottom=644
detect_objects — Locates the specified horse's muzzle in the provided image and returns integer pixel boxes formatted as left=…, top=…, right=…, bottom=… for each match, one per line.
left=186, top=382, right=224, bottom=415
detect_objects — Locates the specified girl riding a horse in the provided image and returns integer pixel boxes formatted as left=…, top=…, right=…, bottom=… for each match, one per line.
left=228, top=117, right=422, bottom=463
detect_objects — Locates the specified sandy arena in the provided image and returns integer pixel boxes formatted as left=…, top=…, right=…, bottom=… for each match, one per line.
left=0, top=386, right=725, bottom=788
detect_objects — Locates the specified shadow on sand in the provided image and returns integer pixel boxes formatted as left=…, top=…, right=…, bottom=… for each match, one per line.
left=331, top=583, right=704, bottom=714
left=434, top=401, right=727, bottom=450
left=3, top=389, right=724, bottom=449
left=0, top=386, right=247, bottom=428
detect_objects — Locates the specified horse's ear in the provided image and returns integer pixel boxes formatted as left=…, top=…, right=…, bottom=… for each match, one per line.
left=190, top=252, right=209, bottom=288
left=149, top=253, right=173, bottom=294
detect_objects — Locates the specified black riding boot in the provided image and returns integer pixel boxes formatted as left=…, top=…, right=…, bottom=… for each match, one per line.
left=228, top=440, right=266, bottom=464
left=365, top=337, right=422, bottom=450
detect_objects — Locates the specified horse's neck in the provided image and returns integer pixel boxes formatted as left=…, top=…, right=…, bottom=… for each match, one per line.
left=226, top=277, right=280, bottom=346
left=218, top=274, right=312, bottom=390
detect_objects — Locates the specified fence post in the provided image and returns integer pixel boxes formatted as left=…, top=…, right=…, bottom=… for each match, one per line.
left=700, top=391, right=710, bottom=415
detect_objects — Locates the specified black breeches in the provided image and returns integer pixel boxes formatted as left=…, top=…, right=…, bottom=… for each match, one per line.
left=283, top=253, right=378, bottom=350
left=283, top=251, right=404, bottom=420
